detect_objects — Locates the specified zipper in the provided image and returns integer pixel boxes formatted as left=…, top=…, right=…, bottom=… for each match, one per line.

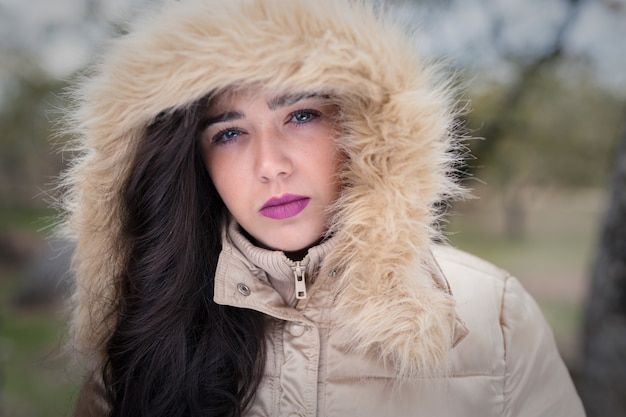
left=292, top=261, right=307, bottom=300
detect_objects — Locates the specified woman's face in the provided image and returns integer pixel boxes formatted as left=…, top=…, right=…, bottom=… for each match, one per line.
left=199, top=88, right=342, bottom=252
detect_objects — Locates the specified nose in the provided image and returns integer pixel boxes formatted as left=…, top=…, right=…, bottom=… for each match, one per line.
left=254, top=127, right=294, bottom=182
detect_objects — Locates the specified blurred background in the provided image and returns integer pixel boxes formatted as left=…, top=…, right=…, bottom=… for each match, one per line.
left=0, top=0, right=624, bottom=416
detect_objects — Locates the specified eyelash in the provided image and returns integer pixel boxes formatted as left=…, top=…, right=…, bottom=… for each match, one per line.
left=210, top=108, right=323, bottom=145
left=289, top=108, right=322, bottom=125
left=212, top=128, right=243, bottom=145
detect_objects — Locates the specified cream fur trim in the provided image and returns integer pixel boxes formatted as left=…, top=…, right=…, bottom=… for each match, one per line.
left=61, top=0, right=467, bottom=376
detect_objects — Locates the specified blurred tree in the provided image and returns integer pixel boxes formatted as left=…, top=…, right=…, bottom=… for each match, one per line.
left=0, top=66, right=65, bottom=208
left=408, top=0, right=626, bottom=237
left=467, top=67, right=622, bottom=237
left=0, top=63, right=68, bottom=209
left=469, top=0, right=584, bottom=159
left=433, top=0, right=626, bottom=239
left=580, top=106, right=626, bottom=417
left=462, top=0, right=585, bottom=238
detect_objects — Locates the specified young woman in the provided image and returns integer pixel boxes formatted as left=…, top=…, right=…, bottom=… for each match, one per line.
left=60, top=0, right=586, bottom=416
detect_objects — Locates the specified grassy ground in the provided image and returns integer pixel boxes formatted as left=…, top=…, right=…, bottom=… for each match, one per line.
left=0, top=188, right=605, bottom=414
left=0, top=299, right=80, bottom=417
left=0, top=208, right=81, bottom=417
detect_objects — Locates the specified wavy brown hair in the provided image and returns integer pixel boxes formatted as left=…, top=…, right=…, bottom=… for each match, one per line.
left=102, top=97, right=266, bottom=416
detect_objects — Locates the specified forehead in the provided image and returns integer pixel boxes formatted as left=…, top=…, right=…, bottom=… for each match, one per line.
left=206, top=87, right=330, bottom=114
left=207, top=88, right=256, bottom=113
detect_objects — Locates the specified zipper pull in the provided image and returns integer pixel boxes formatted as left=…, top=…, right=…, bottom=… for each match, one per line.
left=293, top=261, right=307, bottom=300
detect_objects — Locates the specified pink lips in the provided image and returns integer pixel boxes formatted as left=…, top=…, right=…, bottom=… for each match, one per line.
left=260, top=194, right=310, bottom=220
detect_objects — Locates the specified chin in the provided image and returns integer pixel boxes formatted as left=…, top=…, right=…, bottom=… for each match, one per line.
left=270, top=234, right=322, bottom=253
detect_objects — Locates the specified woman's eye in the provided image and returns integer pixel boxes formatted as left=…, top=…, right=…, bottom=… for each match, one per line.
left=289, top=109, right=321, bottom=125
left=212, top=128, right=242, bottom=145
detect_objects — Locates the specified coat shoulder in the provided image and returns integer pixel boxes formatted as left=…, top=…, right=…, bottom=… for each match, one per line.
left=431, top=244, right=513, bottom=313
left=432, top=244, right=510, bottom=284
left=431, top=244, right=512, bottom=377
left=430, top=245, right=586, bottom=416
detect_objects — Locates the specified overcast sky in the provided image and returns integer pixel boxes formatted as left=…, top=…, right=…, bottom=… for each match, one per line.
left=406, top=0, right=626, bottom=90
left=1, top=0, right=625, bottom=94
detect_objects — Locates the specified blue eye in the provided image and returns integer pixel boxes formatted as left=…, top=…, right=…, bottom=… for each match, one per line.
left=290, top=109, right=321, bottom=125
left=212, top=128, right=242, bottom=145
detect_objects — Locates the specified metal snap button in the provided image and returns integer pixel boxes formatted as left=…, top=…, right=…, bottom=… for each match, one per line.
left=237, top=283, right=251, bottom=296
left=288, top=322, right=305, bottom=337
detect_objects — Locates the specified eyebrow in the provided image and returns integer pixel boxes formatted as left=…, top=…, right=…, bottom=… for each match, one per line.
left=204, top=92, right=328, bottom=128
left=204, top=111, right=243, bottom=127
left=267, top=92, right=321, bottom=111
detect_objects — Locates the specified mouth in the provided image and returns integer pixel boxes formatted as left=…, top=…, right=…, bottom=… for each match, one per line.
left=260, top=194, right=310, bottom=220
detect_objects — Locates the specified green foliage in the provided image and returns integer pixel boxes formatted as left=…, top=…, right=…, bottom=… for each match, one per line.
left=0, top=309, right=80, bottom=417
left=0, top=207, right=57, bottom=233
left=466, top=61, right=624, bottom=190
left=0, top=264, right=80, bottom=417
left=0, top=205, right=77, bottom=416
left=0, top=75, right=70, bottom=210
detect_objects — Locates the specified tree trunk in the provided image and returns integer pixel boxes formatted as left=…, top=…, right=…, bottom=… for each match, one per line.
left=580, top=110, right=626, bottom=417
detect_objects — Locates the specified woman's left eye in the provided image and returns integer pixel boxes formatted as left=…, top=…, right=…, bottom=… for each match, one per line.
left=289, top=109, right=321, bottom=125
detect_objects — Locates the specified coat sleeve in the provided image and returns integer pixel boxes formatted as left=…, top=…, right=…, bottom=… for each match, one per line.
left=501, top=276, right=586, bottom=417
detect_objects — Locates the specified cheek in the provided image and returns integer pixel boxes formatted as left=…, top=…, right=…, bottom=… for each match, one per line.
left=208, top=162, right=231, bottom=196
left=316, top=139, right=342, bottom=178
left=206, top=153, right=251, bottom=215
left=326, top=144, right=345, bottom=198
left=203, top=149, right=232, bottom=198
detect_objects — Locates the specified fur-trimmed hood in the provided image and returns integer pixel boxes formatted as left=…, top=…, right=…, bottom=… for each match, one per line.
left=62, top=0, right=467, bottom=377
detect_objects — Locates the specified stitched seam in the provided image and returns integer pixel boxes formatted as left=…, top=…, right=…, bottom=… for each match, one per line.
left=327, top=373, right=499, bottom=383
left=436, top=249, right=507, bottom=277
left=318, top=299, right=332, bottom=416
left=274, top=320, right=284, bottom=415
left=499, top=275, right=509, bottom=416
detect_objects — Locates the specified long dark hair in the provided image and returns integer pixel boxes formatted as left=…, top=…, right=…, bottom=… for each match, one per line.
left=103, top=97, right=266, bottom=416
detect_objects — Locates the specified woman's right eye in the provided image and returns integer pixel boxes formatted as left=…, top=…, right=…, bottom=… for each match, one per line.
left=212, top=128, right=243, bottom=145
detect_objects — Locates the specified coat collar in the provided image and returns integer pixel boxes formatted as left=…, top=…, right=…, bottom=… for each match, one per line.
left=224, top=220, right=336, bottom=307
left=214, top=224, right=469, bottom=376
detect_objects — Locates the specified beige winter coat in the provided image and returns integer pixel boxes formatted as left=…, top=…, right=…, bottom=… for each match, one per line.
left=62, top=0, right=585, bottom=415
left=216, top=224, right=585, bottom=417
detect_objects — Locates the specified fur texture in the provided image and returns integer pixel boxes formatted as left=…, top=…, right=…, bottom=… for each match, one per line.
left=61, top=0, right=467, bottom=378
